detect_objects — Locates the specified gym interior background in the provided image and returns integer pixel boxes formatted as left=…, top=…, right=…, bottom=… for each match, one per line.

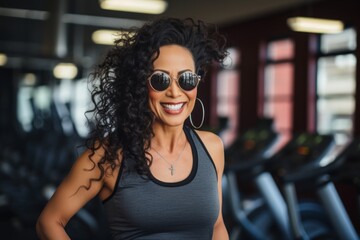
left=0, top=0, right=360, bottom=239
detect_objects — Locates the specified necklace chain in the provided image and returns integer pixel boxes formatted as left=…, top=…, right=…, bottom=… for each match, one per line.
left=151, top=139, right=187, bottom=176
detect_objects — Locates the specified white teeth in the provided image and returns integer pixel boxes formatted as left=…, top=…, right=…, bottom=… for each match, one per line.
left=162, top=103, right=184, bottom=111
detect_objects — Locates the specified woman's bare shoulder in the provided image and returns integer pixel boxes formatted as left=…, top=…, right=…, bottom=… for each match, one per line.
left=69, top=145, right=122, bottom=191
left=193, top=129, right=225, bottom=171
left=194, top=130, right=223, bottom=149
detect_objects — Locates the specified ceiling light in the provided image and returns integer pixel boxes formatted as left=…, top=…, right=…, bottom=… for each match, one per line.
left=92, top=29, right=134, bottom=45
left=287, top=17, right=344, bottom=34
left=92, top=29, right=126, bottom=45
left=99, top=0, right=167, bottom=14
left=92, top=30, right=118, bottom=45
left=53, top=63, right=78, bottom=79
left=0, top=53, right=8, bottom=66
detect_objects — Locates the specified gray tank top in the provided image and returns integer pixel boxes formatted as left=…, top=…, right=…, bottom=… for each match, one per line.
left=103, top=126, right=219, bottom=240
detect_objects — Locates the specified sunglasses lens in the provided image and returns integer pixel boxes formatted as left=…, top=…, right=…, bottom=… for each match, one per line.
left=179, top=72, right=198, bottom=91
left=150, top=73, right=170, bottom=91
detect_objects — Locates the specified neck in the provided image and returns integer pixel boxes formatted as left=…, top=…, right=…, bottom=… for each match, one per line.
left=151, top=124, right=185, bottom=153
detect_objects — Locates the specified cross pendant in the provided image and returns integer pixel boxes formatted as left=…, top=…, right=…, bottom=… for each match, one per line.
left=169, top=165, right=174, bottom=175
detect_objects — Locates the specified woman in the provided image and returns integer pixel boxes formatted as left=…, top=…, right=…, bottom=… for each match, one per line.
left=36, top=17, right=229, bottom=240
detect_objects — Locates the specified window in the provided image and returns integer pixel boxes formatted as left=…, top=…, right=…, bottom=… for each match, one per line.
left=54, top=78, right=92, bottom=137
left=72, top=78, right=92, bottom=137
left=215, top=48, right=240, bottom=147
left=316, top=28, right=357, bottom=145
left=263, top=39, right=294, bottom=147
left=17, top=73, right=52, bottom=132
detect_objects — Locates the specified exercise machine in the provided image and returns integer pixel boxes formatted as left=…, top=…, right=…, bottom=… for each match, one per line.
left=270, top=133, right=358, bottom=240
left=223, top=118, right=291, bottom=240
left=334, top=137, right=360, bottom=215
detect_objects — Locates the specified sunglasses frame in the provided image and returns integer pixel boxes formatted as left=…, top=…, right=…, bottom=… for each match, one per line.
left=148, top=71, right=201, bottom=92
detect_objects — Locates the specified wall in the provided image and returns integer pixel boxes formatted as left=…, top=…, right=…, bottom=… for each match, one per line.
left=218, top=0, right=360, bottom=134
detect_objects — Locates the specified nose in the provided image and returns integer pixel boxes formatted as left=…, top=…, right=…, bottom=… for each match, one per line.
left=166, top=76, right=182, bottom=97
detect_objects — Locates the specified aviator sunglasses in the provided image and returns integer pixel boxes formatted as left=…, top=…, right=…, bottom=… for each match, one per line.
left=148, top=71, right=201, bottom=92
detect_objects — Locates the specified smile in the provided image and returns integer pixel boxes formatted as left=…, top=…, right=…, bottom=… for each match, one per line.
left=161, top=103, right=185, bottom=112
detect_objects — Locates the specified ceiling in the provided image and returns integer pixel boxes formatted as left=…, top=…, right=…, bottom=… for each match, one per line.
left=0, top=0, right=323, bottom=72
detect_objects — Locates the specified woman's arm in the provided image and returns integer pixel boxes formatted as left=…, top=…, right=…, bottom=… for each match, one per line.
left=36, top=148, right=107, bottom=240
left=196, top=131, right=229, bottom=240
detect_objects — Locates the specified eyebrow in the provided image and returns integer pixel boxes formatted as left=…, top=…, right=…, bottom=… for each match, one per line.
left=153, top=69, right=193, bottom=75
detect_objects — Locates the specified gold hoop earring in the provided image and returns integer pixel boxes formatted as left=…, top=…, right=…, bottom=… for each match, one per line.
left=189, top=98, right=205, bottom=129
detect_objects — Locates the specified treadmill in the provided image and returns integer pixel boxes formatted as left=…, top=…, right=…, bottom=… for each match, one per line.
left=269, top=133, right=358, bottom=240
left=223, top=118, right=291, bottom=240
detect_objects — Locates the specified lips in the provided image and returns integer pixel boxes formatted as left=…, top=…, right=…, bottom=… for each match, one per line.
left=161, top=102, right=185, bottom=113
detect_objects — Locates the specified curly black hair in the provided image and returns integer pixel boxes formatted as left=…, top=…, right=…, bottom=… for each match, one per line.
left=85, top=17, right=227, bottom=185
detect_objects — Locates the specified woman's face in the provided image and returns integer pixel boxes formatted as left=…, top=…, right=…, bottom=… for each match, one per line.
left=148, top=44, right=197, bottom=128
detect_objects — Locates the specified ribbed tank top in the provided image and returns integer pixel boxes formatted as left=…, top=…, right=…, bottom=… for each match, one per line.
left=102, top=126, right=219, bottom=240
